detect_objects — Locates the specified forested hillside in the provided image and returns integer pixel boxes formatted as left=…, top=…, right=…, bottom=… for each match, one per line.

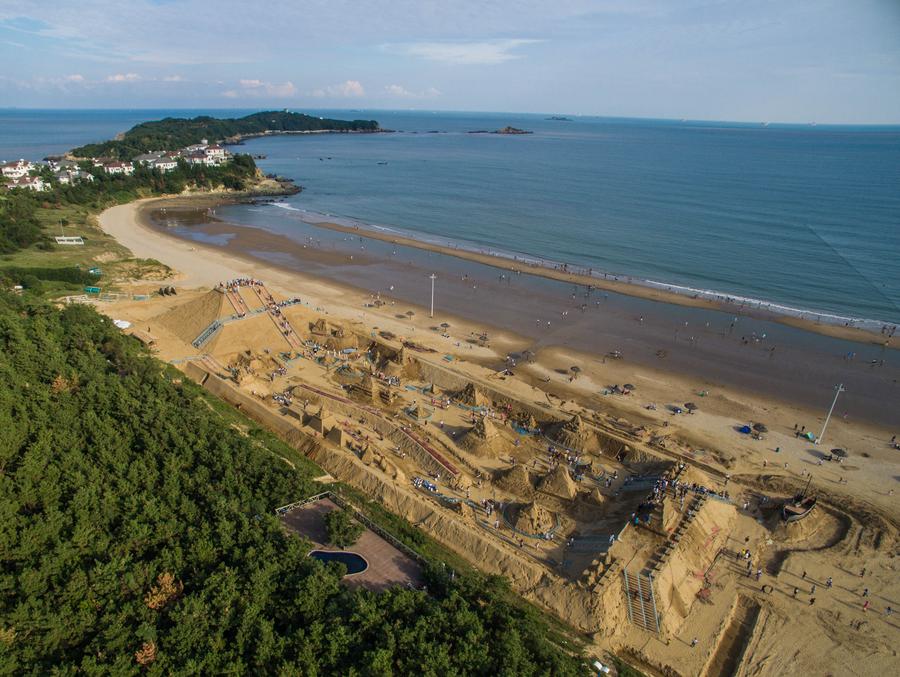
left=72, top=111, right=380, bottom=159
left=0, top=294, right=581, bottom=675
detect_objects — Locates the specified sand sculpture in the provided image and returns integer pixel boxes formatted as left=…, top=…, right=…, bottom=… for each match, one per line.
left=538, top=464, right=578, bottom=499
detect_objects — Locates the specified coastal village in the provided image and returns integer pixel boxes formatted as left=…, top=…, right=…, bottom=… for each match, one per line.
left=0, top=138, right=231, bottom=192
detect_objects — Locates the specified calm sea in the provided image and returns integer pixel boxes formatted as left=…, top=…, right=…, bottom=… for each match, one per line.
left=3, top=108, right=899, bottom=325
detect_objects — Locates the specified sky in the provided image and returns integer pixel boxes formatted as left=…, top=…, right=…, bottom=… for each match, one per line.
left=1, top=0, right=899, bottom=123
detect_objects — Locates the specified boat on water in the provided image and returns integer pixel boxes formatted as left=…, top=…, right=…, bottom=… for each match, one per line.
left=782, top=494, right=817, bottom=522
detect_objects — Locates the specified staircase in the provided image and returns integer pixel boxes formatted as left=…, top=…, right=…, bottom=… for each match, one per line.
left=622, top=569, right=661, bottom=634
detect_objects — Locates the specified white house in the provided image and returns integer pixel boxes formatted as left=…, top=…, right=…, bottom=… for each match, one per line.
left=102, top=161, right=135, bottom=175
left=1, top=159, right=35, bottom=179
left=8, top=175, right=47, bottom=191
left=151, top=158, right=179, bottom=172
left=134, top=151, right=165, bottom=165
left=54, top=171, right=72, bottom=185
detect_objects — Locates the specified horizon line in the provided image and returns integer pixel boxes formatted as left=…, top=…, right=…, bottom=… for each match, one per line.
left=2, top=106, right=900, bottom=128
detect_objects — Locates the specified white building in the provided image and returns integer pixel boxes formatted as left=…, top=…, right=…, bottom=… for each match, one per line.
left=7, top=175, right=47, bottom=191
left=150, top=158, right=179, bottom=172
left=102, top=161, right=135, bottom=175
left=1, top=159, right=35, bottom=179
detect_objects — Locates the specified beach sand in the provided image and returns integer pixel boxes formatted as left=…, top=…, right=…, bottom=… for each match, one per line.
left=96, top=198, right=900, bottom=676
left=98, top=198, right=898, bottom=509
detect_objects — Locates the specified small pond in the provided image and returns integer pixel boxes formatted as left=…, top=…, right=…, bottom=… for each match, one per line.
left=309, top=550, right=369, bottom=575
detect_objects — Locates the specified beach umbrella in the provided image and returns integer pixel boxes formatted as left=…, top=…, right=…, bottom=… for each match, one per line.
left=405, top=310, right=415, bottom=317
left=623, top=383, right=636, bottom=391
left=831, top=448, right=848, bottom=458
left=440, top=322, right=450, bottom=329
left=570, top=366, right=581, bottom=379
left=684, top=402, right=698, bottom=413
left=753, top=423, right=768, bottom=433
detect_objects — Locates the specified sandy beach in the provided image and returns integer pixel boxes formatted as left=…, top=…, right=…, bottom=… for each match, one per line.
left=96, top=197, right=900, bottom=676
left=134, top=197, right=900, bottom=428
left=99, top=198, right=897, bottom=496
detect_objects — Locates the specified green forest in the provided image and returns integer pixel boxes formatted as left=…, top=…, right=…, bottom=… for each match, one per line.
left=72, top=111, right=380, bottom=159
left=0, top=293, right=583, bottom=675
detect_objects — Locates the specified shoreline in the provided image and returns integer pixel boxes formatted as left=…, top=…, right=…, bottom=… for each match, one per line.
left=108, top=194, right=899, bottom=429
left=274, top=207, right=896, bottom=349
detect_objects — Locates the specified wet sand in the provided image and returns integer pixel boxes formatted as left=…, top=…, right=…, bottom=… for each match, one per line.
left=139, top=199, right=899, bottom=428
left=283, top=210, right=897, bottom=348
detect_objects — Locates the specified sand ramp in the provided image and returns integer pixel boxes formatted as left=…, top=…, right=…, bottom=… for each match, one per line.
left=156, top=290, right=227, bottom=345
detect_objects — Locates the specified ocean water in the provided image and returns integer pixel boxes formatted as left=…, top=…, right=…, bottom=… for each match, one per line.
left=3, top=109, right=899, bottom=325
left=227, top=111, right=900, bottom=327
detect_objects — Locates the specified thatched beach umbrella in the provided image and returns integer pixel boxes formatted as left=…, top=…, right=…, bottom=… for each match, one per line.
left=623, top=383, right=636, bottom=391
left=405, top=310, right=415, bottom=318
left=440, top=322, right=450, bottom=329
left=753, top=423, right=768, bottom=433
left=831, top=448, right=848, bottom=458
left=684, top=402, right=698, bottom=413
left=570, top=365, right=581, bottom=380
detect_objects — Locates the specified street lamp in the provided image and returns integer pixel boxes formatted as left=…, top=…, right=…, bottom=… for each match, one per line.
left=429, top=273, right=436, bottom=318
left=816, top=383, right=845, bottom=445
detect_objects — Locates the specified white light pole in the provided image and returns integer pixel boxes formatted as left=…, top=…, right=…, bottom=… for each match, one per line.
left=429, top=273, right=436, bottom=318
left=817, top=383, right=845, bottom=445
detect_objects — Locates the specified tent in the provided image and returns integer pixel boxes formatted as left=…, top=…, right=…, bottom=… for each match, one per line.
left=738, top=425, right=752, bottom=434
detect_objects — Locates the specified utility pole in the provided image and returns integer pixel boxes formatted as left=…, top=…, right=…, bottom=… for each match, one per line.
left=817, top=383, right=845, bottom=445
left=429, top=273, right=436, bottom=318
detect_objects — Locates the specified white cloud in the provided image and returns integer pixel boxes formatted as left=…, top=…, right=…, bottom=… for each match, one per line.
left=64, top=73, right=84, bottom=82
left=106, top=72, right=140, bottom=82
left=384, top=84, right=441, bottom=98
left=222, top=78, right=297, bottom=98
left=311, top=79, right=365, bottom=98
left=386, top=39, right=542, bottom=65
left=162, top=74, right=184, bottom=82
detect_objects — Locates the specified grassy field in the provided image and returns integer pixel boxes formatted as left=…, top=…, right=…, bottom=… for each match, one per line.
left=1, top=201, right=169, bottom=297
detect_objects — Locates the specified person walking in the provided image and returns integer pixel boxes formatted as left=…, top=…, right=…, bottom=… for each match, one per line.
left=826, top=577, right=833, bottom=589
left=793, top=587, right=799, bottom=598
left=809, top=597, right=816, bottom=606
left=690, top=638, right=699, bottom=648
left=863, top=600, right=870, bottom=612
left=863, top=588, right=869, bottom=597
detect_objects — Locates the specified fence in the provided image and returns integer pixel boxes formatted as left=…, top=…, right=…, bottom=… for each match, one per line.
left=275, top=490, right=427, bottom=566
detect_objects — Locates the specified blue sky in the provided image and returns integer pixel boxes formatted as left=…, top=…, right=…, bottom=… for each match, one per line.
left=1, top=0, right=899, bottom=123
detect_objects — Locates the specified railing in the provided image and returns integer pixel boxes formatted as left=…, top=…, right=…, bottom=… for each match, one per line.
left=192, top=319, right=222, bottom=348
left=275, top=490, right=427, bottom=566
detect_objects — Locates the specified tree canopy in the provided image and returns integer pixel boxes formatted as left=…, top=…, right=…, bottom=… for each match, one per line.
left=324, top=508, right=365, bottom=549
left=0, top=293, right=582, bottom=675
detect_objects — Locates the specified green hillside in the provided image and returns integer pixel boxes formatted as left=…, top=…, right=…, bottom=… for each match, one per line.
left=0, top=293, right=581, bottom=675
left=72, top=111, right=380, bottom=159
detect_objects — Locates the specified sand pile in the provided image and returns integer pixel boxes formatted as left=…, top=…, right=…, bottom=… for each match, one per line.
left=550, top=414, right=593, bottom=450
left=495, top=464, right=535, bottom=497
left=156, top=289, right=226, bottom=344
left=621, top=445, right=668, bottom=469
left=538, top=464, right=578, bottom=500
left=457, top=382, right=491, bottom=408
left=512, top=502, right=555, bottom=535
left=460, top=416, right=506, bottom=456
left=309, top=318, right=330, bottom=336
left=589, top=488, right=606, bottom=506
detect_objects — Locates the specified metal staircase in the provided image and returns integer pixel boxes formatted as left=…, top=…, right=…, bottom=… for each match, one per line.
left=622, top=568, right=661, bottom=634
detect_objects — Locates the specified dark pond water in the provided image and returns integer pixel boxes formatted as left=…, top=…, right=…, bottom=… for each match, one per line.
left=309, top=550, right=368, bottom=575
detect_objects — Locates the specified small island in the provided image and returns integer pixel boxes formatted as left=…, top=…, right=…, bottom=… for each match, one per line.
left=546, top=116, right=572, bottom=121
left=467, top=126, right=533, bottom=135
